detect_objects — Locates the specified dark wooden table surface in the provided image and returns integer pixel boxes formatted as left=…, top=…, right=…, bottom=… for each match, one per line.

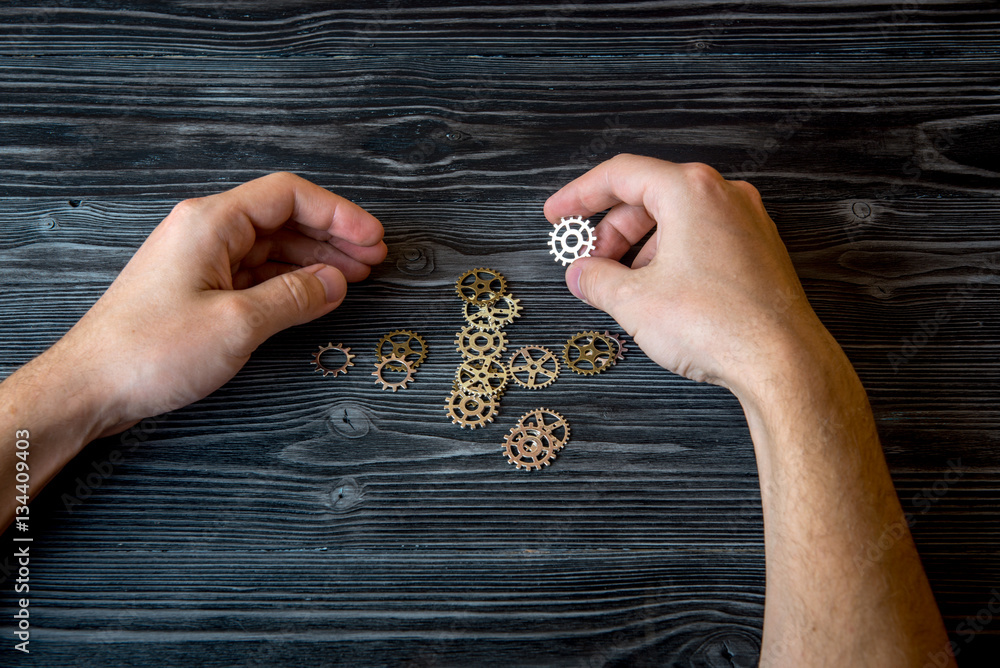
left=1, top=2, right=998, bottom=666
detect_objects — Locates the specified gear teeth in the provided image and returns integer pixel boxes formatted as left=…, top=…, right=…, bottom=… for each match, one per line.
left=312, top=342, right=356, bottom=377
left=372, top=354, right=414, bottom=391
left=456, top=267, right=507, bottom=305
left=548, top=216, right=596, bottom=266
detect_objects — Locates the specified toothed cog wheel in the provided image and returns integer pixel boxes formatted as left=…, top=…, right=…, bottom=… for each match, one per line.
left=456, top=326, right=507, bottom=360
left=564, top=331, right=616, bottom=375
left=445, top=389, right=498, bottom=429
left=372, top=355, right=414, bottom=392
left=456, top=355, right=509, bottom=397
left=549, top=216, right=596, bottom=266
left=377, top=330, right=428, bottom=371
left=507, top=346, right=560, bottom=389
left=455, top=268, right=507, bottom=305
left=502, top=408, right=570, bottom=471
left=311, top=342, right=355, bottom=377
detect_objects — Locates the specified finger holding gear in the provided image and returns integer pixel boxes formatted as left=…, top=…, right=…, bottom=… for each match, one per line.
left=445, top=389, right=498, bottom=429
left=549, top=216, right=596, bottom=266
left=456, top=326, right=508, bottom=360
left=564, top=330, right=616, bottom=375
left=508, top=346, right=560, bottom=389
left=311, top=342, right=356, bottom=377
left=377, top=329, right=428, bottom=371
left=456, top=355, right=510, bottom=397
left=456, top=267, right=507, bottom=305
left=372, top=354, right=415, bottom=392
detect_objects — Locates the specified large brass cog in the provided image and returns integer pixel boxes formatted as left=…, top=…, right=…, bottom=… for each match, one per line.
left=377, top=329, right=428, bottom=371
left=455, top=355, right=509, bottom=397
left=455, top=267, right=507, bottom=306
left=445, top=389, right=498, bottom=429
left=507, top=346, right=560, bottom=389
left=563, top=331, right=616, bottom=375
left=455, top=326, right=507, bottom=360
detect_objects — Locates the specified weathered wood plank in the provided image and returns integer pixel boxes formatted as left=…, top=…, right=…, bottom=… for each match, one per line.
left=0, top=0, right=998, bottom=56
left=1, top=55, right=998, bottom=199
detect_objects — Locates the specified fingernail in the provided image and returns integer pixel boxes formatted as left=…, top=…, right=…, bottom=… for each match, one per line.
left=306, top=264, right=344, bottom=303
left=566, top=264, right=586, bottom=303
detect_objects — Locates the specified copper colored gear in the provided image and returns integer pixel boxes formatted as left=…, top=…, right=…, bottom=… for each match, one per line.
left=456, top=326, right=507, bottom=360
left=507, top=346, right=560, bottom=389
left=515, top=407, right=570, bottom=451
left=455, top=268, right=507, bottom=306
left=311, top=342, right=356, bottom=377
left=462, top=295, right=522, bottom=331
left=455, top=355, right=509, bottom=397
left=371, top=355, right=414, bottom=392
left=563, top=331, right=616, bottom=375
left=445, top=389, right=498, bottom=429
left=502, top=425, right=559, bottom=471
left=376, top=330, right=428, bottom=371
left=602, top=330, right=628, bottom=363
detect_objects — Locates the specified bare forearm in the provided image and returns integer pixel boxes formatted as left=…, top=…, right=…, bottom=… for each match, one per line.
left=739, top=331, right=953, bottom=666
left=0, top=346, right=108, bottom=530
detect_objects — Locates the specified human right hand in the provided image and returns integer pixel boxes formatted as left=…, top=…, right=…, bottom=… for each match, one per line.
left=544, top=154, right=836, bottom=402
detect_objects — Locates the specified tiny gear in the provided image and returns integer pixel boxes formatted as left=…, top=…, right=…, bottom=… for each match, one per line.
left=603, top=330, right=628, bottom=364
left=549, top=216, right=596, bottom=266
left=456, top=326, right=508, bottom=360
left=455, top=268, right=507, bottom=305
left=463, top=295, right=522, bottom=331
left=377, top=330, right=428, bottom=371
left=564, top=331, right=616, bottom=375
left=456, top=355, right=510, bottom=397
left=507, top=346, right=560, bottom=389
left=445, top=389, right=498, bottom=429
left=372, top=355, right=414, bottom=392
left=515, top=407, right=570, bottom=451
left=311, top=342, right=355, bottom=377
left=502, top=425, right=559, bottom=471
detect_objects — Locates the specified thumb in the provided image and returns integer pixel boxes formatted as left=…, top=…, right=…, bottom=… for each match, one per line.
left=565, top=257, right=633, bottom=317
left=238, top=263, right=347, bottom=342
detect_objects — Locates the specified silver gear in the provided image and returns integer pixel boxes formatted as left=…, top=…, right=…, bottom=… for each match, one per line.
left=549, top=216, right=596, bottom=266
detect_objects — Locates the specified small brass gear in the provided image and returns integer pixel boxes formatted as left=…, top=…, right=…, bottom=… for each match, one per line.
left=603, top=330, right=628, bottom=363
left=455, top=268, right=507, bottom=306
left=515, top=407, right=570, bottom=451
left=455, top=355, right=509, bottom=397
left=507, top=346, right=560, bottom=389
left=502, top=425, right=559, bottom=471
left=445, top=389, right=498, bottom=429
left=462, top=295, right=522, bottom=331
left=372, top=355, right=414, bottom=392
left=563, top=331, right=616, bottom=375
left=456, top=326, right=507, bottom=360
left=311, top=342, right=355, bottom=377
left=377, top=330, right=428, bottom=371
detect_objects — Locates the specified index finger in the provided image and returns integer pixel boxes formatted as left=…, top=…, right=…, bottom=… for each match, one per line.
left=219, top=171, right=384, bottom=247
left=543, top=153, right=683, bottom=225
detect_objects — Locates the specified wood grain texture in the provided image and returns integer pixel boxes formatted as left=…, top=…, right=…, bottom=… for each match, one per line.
left=1, top=2, right=999, bottom=666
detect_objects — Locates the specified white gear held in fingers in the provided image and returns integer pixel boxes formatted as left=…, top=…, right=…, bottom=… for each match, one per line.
left=549, top=216, right=596, bottom=266
left=445, top=389, right=498, bottom=429
left=372, top=355, right=414, bottom=392
left=311, top=342, right=355, bottom=377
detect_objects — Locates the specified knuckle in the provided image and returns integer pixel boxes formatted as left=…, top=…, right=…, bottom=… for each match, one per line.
left=277, top=271, right=315, bottom=313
